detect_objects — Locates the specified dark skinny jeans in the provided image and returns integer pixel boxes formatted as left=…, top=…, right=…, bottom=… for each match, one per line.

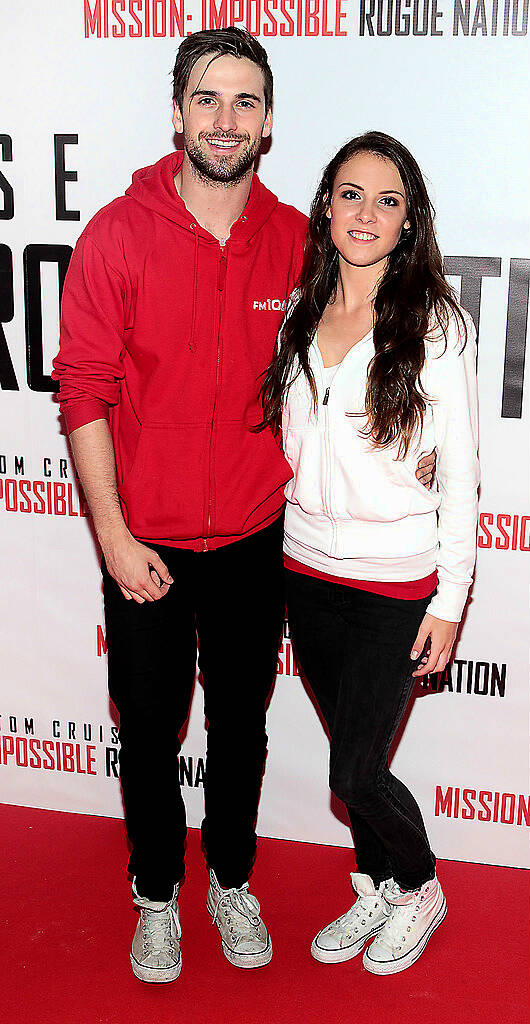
left=103, top=517, right=285, bottom=901
left=285, top=569, right=437, bottom=891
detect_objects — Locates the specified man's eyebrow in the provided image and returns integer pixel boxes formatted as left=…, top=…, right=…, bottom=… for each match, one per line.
left=190, top=89, right=261, bottom=102
left=336, top=181, right=405, bottom=197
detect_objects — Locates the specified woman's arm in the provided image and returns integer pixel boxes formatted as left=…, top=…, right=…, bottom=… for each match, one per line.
left=410, top=312, right=480, bottom=676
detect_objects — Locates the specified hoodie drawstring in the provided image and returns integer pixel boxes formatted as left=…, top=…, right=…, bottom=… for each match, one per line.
left=188, top=225, right=199, bottom=352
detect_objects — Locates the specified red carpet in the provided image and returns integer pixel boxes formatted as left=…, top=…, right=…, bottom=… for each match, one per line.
left=2, top=803, right=528, bottom=1024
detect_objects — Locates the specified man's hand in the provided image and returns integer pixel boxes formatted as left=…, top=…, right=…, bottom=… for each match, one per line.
left=410, top=613, right=457, bottom=677
left=416, top=447, right=436, bottom=489
left=69, top=420, right=173, bottom=605
left=103, top=529, right=174, bottom=604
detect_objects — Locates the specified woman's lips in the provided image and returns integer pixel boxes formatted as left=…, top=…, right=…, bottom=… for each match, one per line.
left=348, top=230, right=378, bottom=243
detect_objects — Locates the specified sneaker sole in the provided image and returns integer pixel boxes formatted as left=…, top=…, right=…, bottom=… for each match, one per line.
left=130, top=953, right=182, bottom=983
left=363, top=897, right=447, bottom=976
left=221, top=939, right=273, bottom=969
left=311, top=921, right=386, bottom=964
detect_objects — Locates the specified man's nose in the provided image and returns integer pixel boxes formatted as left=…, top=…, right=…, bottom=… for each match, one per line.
left=213, top=102, right=237, bottom=132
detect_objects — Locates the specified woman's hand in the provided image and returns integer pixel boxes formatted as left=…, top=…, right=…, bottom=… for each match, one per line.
left=410, top=613, right=457, bottom=677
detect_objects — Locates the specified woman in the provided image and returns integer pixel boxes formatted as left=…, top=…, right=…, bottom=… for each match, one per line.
left=260, top=132, right=479, bottom=974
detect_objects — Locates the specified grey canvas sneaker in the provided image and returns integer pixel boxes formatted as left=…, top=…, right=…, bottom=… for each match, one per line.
left=206, top=869, right=272, bottom=968
left=130, top=879, right=182, bottom=983
left=311, top=873, right=392, bottom=963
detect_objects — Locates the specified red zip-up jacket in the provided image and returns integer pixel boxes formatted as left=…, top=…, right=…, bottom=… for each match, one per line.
left=53, top=151, right=307, bottom=550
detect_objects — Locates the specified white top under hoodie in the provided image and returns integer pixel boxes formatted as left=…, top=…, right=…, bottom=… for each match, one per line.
left=282, top=309, right=480, bottom=622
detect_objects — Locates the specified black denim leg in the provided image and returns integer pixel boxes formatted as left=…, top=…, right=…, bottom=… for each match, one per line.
left=286, top=570, right=393, bottom=886
left=197, top=517, right=285, bottom=889
left=104, top=519, right=285, bottom=899
left=103, top=550, right=198, bottom=901
left=286, top=569, right=437, bottom=891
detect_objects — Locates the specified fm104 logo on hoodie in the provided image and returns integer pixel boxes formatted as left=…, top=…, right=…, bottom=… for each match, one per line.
left=253, top=299, right=287, bottom=311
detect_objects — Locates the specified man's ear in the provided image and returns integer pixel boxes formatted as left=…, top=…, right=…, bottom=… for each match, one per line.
left=172, top=103, right=184, bottom=135
left=262, top=107, right=273, bottom=140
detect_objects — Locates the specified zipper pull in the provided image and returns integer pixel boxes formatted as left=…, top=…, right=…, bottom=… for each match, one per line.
left=218, top=251, right=227, bottom=292
left=323, top=387, right=330, bottom=406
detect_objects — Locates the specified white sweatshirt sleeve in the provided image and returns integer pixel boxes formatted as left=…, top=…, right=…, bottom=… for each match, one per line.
left=425, top=311, right=480, bottom=622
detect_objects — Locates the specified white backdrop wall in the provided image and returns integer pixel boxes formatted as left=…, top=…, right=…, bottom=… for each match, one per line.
left=1, top=2, right=529, bottom=869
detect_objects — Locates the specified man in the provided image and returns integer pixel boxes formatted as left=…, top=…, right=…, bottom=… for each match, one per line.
left=53, top=27, right=433, bottom=982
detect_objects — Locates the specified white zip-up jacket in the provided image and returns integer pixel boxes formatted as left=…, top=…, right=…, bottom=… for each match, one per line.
left=282, top=309, right=480, bottom=622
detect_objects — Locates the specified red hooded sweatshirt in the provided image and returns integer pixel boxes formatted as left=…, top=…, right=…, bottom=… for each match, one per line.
left=53, top=151, right=307, bottom=550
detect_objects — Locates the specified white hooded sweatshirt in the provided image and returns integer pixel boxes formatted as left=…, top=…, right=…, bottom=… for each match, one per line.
left=282, top=309, right=480, bottom=622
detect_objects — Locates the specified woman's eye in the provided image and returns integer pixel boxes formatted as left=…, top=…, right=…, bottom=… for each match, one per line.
left=379, top=196, right=399, bottom=206
left=341, top=190, right=361, bottom=201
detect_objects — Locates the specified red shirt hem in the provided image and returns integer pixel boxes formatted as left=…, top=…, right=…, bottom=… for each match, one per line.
left=284, top=555, right=438, bottom=600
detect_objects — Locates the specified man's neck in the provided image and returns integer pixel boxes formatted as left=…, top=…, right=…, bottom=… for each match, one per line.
left=175, top=154, right=253, bottom=245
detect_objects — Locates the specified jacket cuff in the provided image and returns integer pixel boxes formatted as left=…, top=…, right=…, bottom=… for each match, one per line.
left=62, top=399, right=110, bottom=434
left=426, top=580, right=471, bottom=623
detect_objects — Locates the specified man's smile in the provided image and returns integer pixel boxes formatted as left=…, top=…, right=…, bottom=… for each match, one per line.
left=203, top=134, right=246, bottom=153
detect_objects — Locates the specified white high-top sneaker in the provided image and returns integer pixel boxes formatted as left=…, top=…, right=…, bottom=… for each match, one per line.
left=130, top=879, right=182, bottom=983
left=311, top=873, right=392, bottom=964
left=363, top=876, right=446, bottom=975
left=206, top=869, right=272, bottom=968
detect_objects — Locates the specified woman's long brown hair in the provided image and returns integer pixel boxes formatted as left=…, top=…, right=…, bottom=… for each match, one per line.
left=258, top=131, right=467, bottom=457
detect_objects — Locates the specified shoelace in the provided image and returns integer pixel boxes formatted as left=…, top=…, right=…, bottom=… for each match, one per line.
left=328, top=891, right=384, bottom=938
left=379, top=884, right=422, bottom=953
left=211, top=883, right=261, bottom=942
left=142, top=904, right=181, bottom=954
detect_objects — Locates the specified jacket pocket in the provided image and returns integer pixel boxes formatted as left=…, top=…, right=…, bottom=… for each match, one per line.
left=212, top=420, right=292, bottom=536
left=283, top=425, right=327, bottom=517
left=118, top=424, right=208, bottom=540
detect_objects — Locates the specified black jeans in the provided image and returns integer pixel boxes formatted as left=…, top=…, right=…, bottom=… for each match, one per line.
left=103, top=517, right=285, bottom=901
left=285, top=569, right=437, bottom=891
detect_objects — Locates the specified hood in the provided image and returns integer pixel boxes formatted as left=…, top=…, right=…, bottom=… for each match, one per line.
left=125, top=151, right=279, bottom=246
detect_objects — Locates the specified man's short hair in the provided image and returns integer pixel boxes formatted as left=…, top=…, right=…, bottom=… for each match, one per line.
left=172, top=27, right=273, bottom=113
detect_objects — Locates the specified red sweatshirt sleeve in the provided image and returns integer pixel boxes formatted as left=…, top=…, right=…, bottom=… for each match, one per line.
left=287, top=213, right=307, bottom=295
left=52, top=233, right=130, bottom=434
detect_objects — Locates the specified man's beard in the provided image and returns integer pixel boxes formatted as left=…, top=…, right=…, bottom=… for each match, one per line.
left=184, top=130, right=261, bottom=185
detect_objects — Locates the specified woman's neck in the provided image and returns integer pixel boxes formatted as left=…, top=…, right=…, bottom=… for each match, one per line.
left=335, top=255, right=386, bottom=313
